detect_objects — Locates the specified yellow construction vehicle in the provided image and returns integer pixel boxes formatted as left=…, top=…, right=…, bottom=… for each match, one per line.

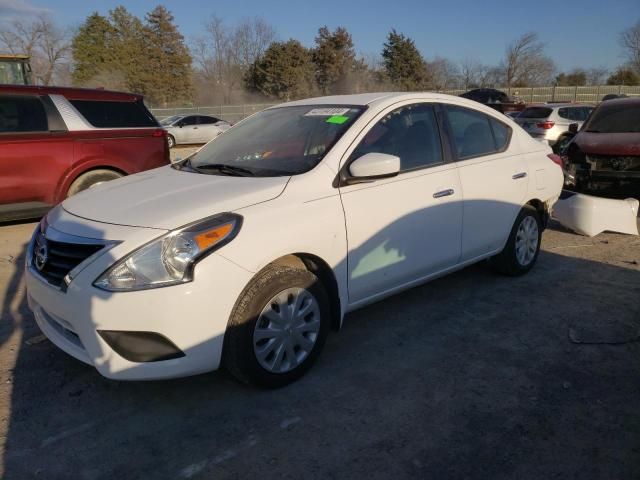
left=0, top=53, right=32, bottom=85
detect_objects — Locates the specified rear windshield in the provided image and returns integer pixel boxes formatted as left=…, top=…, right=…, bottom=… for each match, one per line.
left=185, top=105, right=365, bottom=177
left=519, top=107, right=552, bottom=119
left=70, top=100, right=158, bottom=128
left=584, top=102, right=640, bottom=133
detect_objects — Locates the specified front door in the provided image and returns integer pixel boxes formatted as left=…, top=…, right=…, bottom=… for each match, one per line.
left=339, top=102, right=463, bottom=304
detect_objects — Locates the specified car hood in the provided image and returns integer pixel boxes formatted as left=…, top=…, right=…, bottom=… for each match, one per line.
left=62, top=166, right=289, bottom=230
left=574, top=132, right=640, bottom=156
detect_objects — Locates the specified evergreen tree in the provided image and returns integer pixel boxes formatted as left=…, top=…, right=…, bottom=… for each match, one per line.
left=381, top=29, right=428, bottom=90
left=142, top=6, right=193, bottom=106
left=312, top=26, right=356, bottom=94
left=71, top=13, right=115, bottom=85
left=245, top=40, right=315, bottom=100
left=109, top=6, right=146, bottom=93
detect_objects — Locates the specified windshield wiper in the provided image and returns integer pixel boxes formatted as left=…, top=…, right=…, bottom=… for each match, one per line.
left=194, top=163, right=255, bottom=177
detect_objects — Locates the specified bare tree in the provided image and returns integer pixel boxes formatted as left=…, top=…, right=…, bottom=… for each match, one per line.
left=191, top=16, right=276, bottom=104
left=0, top=14, right=70, bottom=85
left=585, top=67, right=609, bottom=85
left=427, top=56, right=460, bottom=90
left=620, top=20, right=640, bottom=73
left=502, top=32, right=555, bottom=87
left=459, top=58, right=486, bottom=89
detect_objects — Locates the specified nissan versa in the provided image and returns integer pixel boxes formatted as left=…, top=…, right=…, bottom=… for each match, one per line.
left=25, top=93, right=563, bottom=387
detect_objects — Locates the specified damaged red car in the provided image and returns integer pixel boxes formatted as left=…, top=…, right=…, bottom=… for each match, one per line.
left=563, top=97, right=640, bottom=194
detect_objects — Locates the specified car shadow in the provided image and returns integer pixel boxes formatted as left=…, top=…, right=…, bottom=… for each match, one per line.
left=1, top=204, right=639, bottom=479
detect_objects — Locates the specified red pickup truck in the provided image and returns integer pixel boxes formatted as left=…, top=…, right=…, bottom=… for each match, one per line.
left=0, top=85, right=170, bottom=221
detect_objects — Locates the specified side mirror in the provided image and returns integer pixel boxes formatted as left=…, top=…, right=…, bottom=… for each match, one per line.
left=347, top=153, right=400, bottom=184
left=568, top=123, right=579, bottom=134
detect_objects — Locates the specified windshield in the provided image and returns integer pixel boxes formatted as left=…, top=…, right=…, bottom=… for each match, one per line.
left=160, top=115, right=182, bottom=126
left=584, top=102, right=640, bottom=133
left=185, top=105, right=365, bottom=176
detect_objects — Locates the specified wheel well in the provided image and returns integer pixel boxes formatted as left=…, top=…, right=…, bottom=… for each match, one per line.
left=525, top=199, right=547, bottom=228
left=270, top=254, right=342, bottom=331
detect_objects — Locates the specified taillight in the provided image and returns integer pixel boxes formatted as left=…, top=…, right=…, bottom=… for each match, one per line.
left=152, top=129, right=166, bottom=137
left=536, top=121, right=555, bottom=129
left=547, top=153, right=563, bottom=168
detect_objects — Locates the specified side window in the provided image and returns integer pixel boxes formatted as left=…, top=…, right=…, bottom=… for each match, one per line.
left=349, top=103, right=443, bottom=171
left=69, top=100, right=158, bottom=128
left=558, top=107, right=569, bottom=119
left=180, top=116, right=198, bottom=126
left=490, top=117, right=510, bottom=150
left=199, top=116, right=219, bottom=125
left=0, top=95, right=48, bottom=133
left=445, top=105, right=507, bottom=159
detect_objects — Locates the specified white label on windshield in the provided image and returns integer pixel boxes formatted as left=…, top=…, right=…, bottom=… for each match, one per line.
left=304, top=108, right=351, bottom=117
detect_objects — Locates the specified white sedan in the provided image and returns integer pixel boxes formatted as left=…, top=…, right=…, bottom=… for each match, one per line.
left=161, top=114, right=231, bottom=148
left=25, top=93, right=563, bottom=387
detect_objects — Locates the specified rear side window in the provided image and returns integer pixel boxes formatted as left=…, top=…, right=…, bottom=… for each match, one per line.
left=445, top=105, right=511, bottom=159
left=0, top=94, right=48, bottom=133
left=70, top=100, right=158, bottom=128
left=519, top=107, right=552, bottom=119
left=180, top=116, right=198, bottom=126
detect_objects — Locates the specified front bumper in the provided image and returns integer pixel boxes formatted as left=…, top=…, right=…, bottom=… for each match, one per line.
left=25, top=211, right=253, bottom=381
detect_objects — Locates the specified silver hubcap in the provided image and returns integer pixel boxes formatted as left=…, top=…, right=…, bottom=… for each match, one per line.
left=253, top=287, right=321, bottom=374
left=515, top=216, right=539, bottom=266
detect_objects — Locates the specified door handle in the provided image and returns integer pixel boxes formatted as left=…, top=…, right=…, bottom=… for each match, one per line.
left=433, top=188, right=455, bottom=199
left=512, top=172, right=527, bottom=179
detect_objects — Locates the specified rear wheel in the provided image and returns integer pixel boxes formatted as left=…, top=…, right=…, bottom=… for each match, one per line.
left=223, top=265, right=330, bottom=388
left=489, top=206, right=542, bottom=276
left=67, top=169, right=124, bottom=197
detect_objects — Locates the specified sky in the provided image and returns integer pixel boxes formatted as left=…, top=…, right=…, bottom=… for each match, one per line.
left=1, top=0, right=639, bottom=71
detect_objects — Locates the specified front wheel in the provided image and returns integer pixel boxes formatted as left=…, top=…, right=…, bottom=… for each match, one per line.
left=489, top=206, right=542, bottom=276
left=223, top=265, right=330, bottom=388
left=167, top=134, right=176, bottom=149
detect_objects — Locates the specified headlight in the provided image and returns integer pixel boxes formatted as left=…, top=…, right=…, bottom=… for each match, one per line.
left=94, top=213, right=242, bottom=292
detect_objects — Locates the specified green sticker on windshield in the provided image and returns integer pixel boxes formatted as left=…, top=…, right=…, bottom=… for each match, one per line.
left=326, top=115, right=349, bottom=124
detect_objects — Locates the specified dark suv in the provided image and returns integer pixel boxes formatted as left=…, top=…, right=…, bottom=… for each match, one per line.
left=0, top=85, right=170, bottom=221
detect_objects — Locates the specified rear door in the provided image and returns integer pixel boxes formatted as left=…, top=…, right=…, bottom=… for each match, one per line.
left=0, top=94, right=72, bottom=218
left=66, top=98, right=168, bottom=173
left=443, top=104, right=528, bottom=262
left=195, top=115, right=221, bottom=143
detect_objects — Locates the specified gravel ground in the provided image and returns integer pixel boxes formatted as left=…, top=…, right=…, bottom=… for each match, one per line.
left=0, top=212, right=639, bottom=479
left=170, top=145, right=201, bottom=163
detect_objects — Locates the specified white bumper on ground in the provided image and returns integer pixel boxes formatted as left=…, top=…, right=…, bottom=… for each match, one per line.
left=553, top=191, right=639, bottom=237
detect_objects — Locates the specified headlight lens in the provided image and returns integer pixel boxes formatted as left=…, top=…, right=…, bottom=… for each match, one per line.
left=94, top=213, right=242, bottom=291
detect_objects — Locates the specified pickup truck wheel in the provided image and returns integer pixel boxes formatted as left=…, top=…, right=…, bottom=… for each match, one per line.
left=489, top=205, right=542, bottom=276
left=167, top=134, right=175, bottom=148
left=67, top=169, right=124, bottom=197
left=223, top=265, right=330, bottom=388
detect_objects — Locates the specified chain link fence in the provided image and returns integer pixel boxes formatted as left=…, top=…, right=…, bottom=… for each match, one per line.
left=150, top=85, right=640, bottom=122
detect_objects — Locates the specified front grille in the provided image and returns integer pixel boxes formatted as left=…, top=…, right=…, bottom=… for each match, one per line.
left=33, top=233, right=104, bottom=288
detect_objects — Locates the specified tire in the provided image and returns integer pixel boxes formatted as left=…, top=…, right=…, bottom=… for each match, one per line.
left=489, top=205, right=542, bottom=276
left=66, top=169, right=124, bottom=197
left=222, top=265, right=330, bottom=388
left=167, top=134, right=175, bottom=149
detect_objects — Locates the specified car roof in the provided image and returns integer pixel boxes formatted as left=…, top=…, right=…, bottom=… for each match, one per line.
left=273, top=92, right=483, bottom=110
left=0, top=84, right=143, bottom=102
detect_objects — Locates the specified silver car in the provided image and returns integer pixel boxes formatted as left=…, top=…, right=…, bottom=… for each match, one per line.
left=161, top=114, right=232, bottom=148
left=514, top=104, right=593, bottom=145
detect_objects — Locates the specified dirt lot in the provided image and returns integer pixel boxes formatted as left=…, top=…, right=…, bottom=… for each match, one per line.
left=1, top=212, right=639, bottom=479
